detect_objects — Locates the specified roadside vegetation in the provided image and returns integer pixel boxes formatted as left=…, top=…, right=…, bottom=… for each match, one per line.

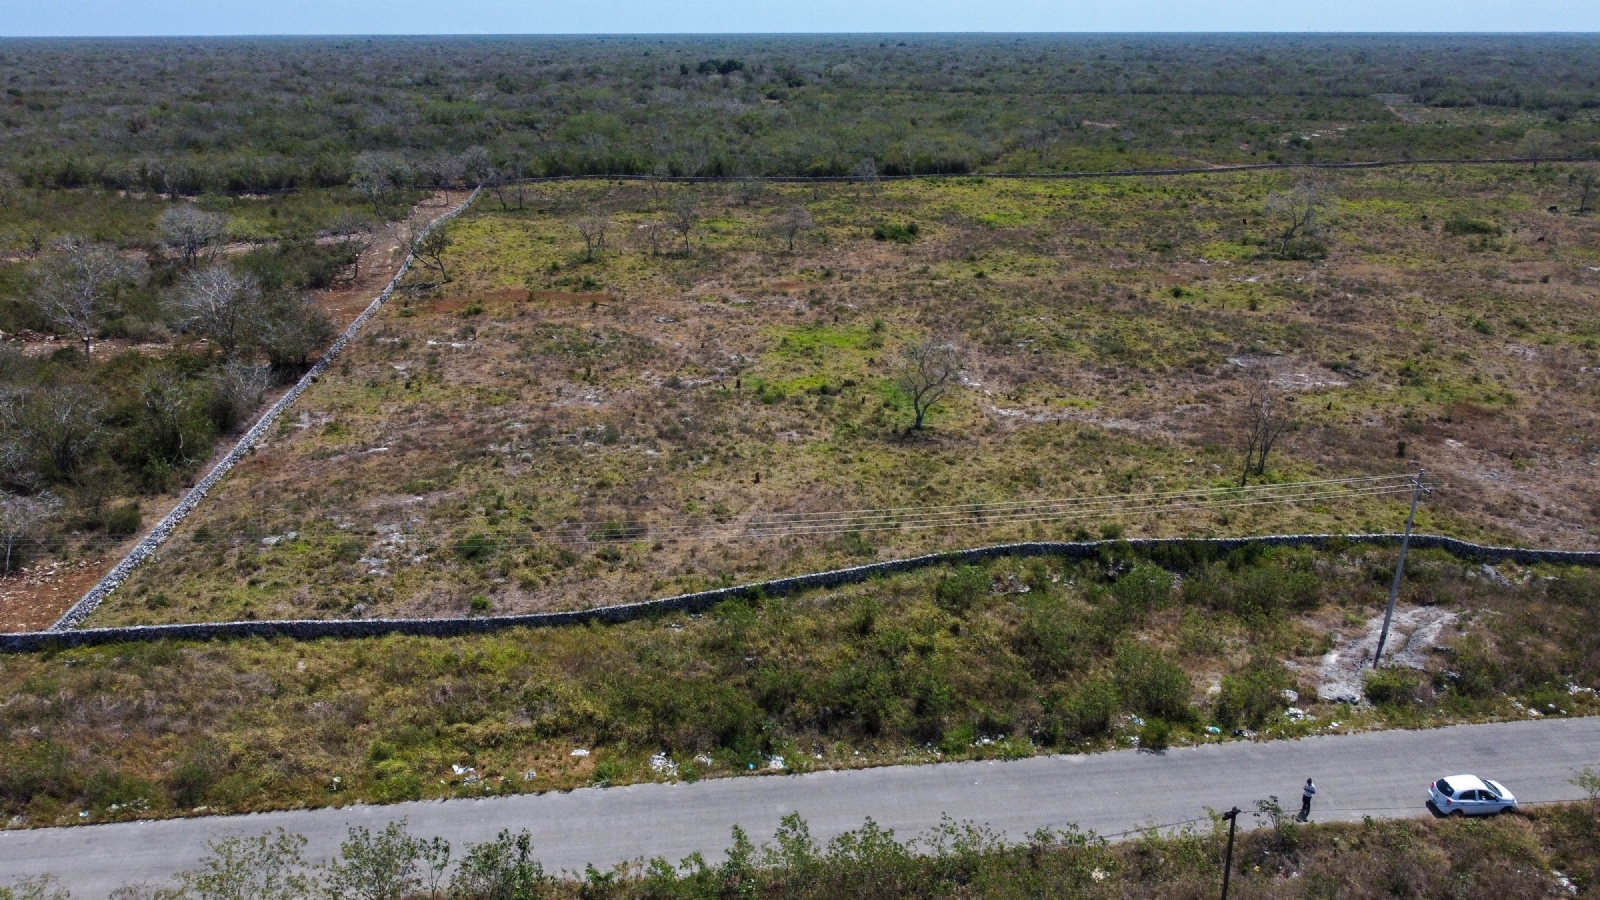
left=1, top=544, right=1596, bottom=826
left=7, top=796, right=1600, bottom=899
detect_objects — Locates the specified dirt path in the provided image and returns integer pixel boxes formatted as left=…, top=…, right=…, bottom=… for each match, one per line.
left=0, top=191, right=468, bottom=633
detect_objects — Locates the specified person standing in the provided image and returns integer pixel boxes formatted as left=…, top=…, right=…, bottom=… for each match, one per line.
left=1299, top=778, right=1317, bottom=822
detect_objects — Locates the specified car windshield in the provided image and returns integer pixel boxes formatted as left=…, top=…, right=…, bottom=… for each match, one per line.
left=1437, top=779, right=1454, bottom=796
left=1481, top=785, right=1500, bottom=799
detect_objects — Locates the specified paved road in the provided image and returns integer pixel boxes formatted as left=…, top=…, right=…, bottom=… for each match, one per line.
left=4, top=717, right=1597, bottom=898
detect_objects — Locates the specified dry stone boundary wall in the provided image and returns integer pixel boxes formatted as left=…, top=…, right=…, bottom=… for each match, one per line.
left=7, top=532, right=1595, bottom=653
left=45, top=188, right=483, bottom=634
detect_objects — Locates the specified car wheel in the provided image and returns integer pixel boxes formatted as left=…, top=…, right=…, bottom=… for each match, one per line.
left=1449, top=809, right=1464, bottom=818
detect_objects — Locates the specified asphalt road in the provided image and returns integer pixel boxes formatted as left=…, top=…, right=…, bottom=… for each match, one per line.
left=4, top=717, right=1597, bottom=898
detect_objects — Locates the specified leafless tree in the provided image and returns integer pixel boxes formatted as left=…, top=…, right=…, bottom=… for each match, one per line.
left=1572, top=169, right=1597, bottom=215
left=1238, top=381, right=1295, bottom=486
left=573, top=210, right=611, bottom=261
left=177, top=263, right=260, bottom=359
left=400, top=218, right=452, bottom=283
left=323, top=212, right=379, bottom=280
left=0, top=169, right=17, bottom=211
left=0, top=389, right=36, bottom=490
left=32, top=238, right=140, bottom=358
left=1517, top=129, right=1559, bottom=168
left=734, top=174, right=768, bottom=206
left=897, top=339, right=966, bottom=431
left=1264, top=182, right=1333, bottom=257
left=487, top=158, right=528, bottom=211
left=771, top=206, right=814, bottom=252
left=211, top=360, right=272, bottom=432
left=2, top=385, right=104, bottom=480
left=669, top=196, right=701, bottom=253
left=857, top=156, right=883, bottom=194
left=635, top=221, right=668, bottom=256
left=1, top=491, right=60, bottom=575
left=350, top=152, right=408, bottom=216
left=159, top=205, right=228, bottom=264
left=418, top=152, right=465, bottom=189
left=259, top=295, right=336, bottom=376
left=458, top=146, right=494, bottom=187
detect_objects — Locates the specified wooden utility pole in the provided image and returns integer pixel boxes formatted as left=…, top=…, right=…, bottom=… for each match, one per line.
left=1220, top=806, right=1241, bottom=900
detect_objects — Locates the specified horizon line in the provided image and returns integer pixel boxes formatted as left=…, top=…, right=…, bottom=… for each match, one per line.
left=5, top=30, right=1600, bottom=39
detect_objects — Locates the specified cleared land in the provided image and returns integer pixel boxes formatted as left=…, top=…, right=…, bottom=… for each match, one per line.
left=91, top=165, right=1600, bottom=627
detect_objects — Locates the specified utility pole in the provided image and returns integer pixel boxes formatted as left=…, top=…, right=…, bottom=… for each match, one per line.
left=1220, top=806, right=1241, bottom=900
left=1373, top=470, right=1430, bottom=668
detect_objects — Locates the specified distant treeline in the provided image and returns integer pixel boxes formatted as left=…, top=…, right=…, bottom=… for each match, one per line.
left=2, top=35, right=1598, bottom=190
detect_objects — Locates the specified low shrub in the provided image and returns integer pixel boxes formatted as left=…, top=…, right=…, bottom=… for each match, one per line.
left=871, top=222, right=920, bottom=243
left=1364, top=667, right=1432, bottom=706
left=934, top=566, right=989, bottom=614
left=1215, top=656, right=1292, bottom=728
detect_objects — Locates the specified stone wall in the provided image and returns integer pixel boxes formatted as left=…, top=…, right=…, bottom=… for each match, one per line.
left=45, top=189, right=483, bottom=633
left=6, top=532, right=1594, bottom=653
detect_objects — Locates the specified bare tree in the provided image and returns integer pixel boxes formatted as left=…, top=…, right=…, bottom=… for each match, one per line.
left=159, top=205, right=228, bottom=264
left=487, top=158, right=528, bottom=211
left=177, top=263, right=260, bottom=359
left=1238, top=382, right=1294, bottom=486
left=323, top=212, right=378, bottom=280
left=210, top=360, right=272, bottom=432
left=734, top=174, right=768, bottom=206
left=350, top=152, right=408, bottom=216
left=669, top=196, right=701, bottom=253
left=400, top=219, right=452, bottom=283
left=1517, top=129, right=1559, bottom=168
left=770, top=206, right=814, bottom=253
left=854, top=157, right=880, bottom=195
left=0, top=389, right=37, bottom=490
left=3, top=385, right=104, bottom=481
left=259, top=295, right=336, bottom=376
left=897, top=339, right=966, bottom=432
left=458, top=146, right=494, bottom=187
left=1572, top=170, right=1597, bottom=215
left=0, top=169, right=17, bottom=211
left=635, top=221, right=668, bottom=256
left=573, top=211, right=611, bottom=261
left=32, top=238, right=140, bottom=358
left=1264, top=182, right=1333, bottom=257
left=1, top=491, right=60, bottom=576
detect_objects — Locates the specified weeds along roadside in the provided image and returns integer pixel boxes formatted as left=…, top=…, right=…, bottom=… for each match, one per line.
left=1, top=543, right=1597, bottom=827
left=7, top=799, right=1600, bottom=900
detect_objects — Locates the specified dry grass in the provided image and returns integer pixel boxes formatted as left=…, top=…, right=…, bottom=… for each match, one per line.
left=86, top=166, right=1600, bottom=626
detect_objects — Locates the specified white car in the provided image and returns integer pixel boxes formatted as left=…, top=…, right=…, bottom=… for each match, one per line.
left=1428, top=774, right=1517, bottom=816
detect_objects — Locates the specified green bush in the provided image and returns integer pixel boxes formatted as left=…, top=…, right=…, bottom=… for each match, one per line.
left=1364, top=668, right=1431, bottom=706
left=1061, top=678, right=1119, bottom=739
left=455, top=533, right=496, bottom=562
left=1444, top=216, right=1504, bottom=236
left=1113, top=643, right=1194, bottom=723
left=0, top=741, right=81, bottom=807
left=1138, top=718, right=1172, bottom=752
left=935, top=566, right=989, bottom=614
left=1216, top=656, right=1292, bottom=728
left=1109, top=563, right=1175, bottom=612
left=104, top=502, right=141, bottom=538
left=871, top=222, right=920, bottom=243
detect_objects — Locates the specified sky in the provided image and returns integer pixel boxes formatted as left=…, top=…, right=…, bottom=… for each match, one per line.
left=2, top=0, right=1598, bottom=37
